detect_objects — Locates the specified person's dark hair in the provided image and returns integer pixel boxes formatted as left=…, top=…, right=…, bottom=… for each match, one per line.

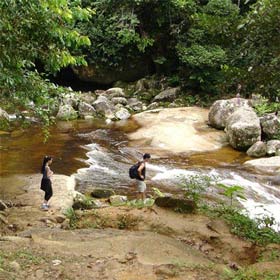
left=41, top=156, right=52, bottom=174
left=143, top=153, right=151, bottom=159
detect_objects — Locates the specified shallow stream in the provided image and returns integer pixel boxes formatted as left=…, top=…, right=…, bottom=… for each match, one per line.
left=0, top=117, right=279, bottom=231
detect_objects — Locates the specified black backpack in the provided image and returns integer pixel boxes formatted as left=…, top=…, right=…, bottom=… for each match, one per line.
left=129, top=162, right=140, bottom=179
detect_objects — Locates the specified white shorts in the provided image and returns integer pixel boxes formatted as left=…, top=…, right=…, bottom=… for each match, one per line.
left=136, top=180, right=146, bottom=193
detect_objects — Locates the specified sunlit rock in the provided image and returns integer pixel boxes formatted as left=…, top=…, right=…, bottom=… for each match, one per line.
left=129, top=107, right=226, bottom=154
left=115, top=107, right=131, bottom=120
left=208, top=98, right=250, bottom=129
left=225, top=107, right=261, bottom=150
left=244, top=156, right=280, bottom=174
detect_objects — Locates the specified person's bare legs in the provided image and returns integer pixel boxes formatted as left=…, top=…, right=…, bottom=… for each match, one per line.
left=137, top=192, right=145, bottom=201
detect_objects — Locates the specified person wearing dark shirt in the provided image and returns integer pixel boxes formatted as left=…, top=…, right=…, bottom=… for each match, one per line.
left=40, top=156, right=53, bottom=210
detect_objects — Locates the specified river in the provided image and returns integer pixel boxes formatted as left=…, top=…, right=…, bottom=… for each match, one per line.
left=0, top=115, right=279, bottom=231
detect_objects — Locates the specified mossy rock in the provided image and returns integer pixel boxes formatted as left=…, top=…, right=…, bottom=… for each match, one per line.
left=155, top=197, right=196, bottom=213
left=72, top=198, right=101, bottom=210
left=91, top=188, right=115, bottom=198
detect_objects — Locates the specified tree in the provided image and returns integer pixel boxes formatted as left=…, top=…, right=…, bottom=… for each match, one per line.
left=176, top=0, right=240, bottom=93
left=235, top=0, right=280, bottom=100
left=79, top=0, right=196, bottom=71
left=0, top=0, right=91, bottom=120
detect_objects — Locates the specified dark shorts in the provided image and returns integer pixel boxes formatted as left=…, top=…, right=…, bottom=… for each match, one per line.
left=41, top=178, right=52, bottom=191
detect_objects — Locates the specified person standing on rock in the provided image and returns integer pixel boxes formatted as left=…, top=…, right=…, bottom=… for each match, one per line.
left=136, top=153, right=151, bottom=201
left=40, top=156, right=53, bottom=210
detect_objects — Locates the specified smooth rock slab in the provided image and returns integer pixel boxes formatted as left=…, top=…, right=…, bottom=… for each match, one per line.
left=129, top=107, right=226, bottom=154
left=244, top=156, right=280, bottom=174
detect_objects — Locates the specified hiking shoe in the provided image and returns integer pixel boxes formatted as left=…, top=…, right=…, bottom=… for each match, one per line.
left=41, top=204, right=49, bottom=211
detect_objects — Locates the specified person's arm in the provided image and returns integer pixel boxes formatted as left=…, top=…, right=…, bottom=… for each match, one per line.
left=137, top=163, right=145, bottom=180
left=46, top=166, right=53, bottom=178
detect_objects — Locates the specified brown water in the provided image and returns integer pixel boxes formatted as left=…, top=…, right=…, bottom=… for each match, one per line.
left=0, top=118, right=250, bottom=184
left=1, top=118, right=280, bottom=230
left=0, top=119, right=103, bottom=177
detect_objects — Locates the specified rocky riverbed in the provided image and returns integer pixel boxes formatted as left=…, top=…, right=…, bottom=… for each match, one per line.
left=1, top=174, right=280, bottom=280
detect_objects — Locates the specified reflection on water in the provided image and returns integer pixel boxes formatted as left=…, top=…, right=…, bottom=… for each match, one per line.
left=0, top=119, right=105, bottom=177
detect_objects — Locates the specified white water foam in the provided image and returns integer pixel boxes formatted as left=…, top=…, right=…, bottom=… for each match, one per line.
left=219, top=173, right=280, bottom=231
left=150, top=165, right=280, bottom=232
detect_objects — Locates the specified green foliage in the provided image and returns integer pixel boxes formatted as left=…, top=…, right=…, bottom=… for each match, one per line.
left=179, top=174, right=211, bottom=203
left=64, top=207, right=78, bottom=229
left=253, top=98, right=280, bottom=117
left=0, top=249, right=44, bottom=272
left=223, top=267, right=280, bottom=280
left=218, top=183, right=246, bottom=206
left=127, top=198, right=155, bottom=208
left=177, top=44, right=227, bottom=68
left=211, top=205, right=280, bottom=245
left=152, top=187, right=164, bottom=198
left=0, top=0, right=91, bottom=126
left=258, top=249, right=280, bottom=262
left=117, top=213, right=140, bottom=229
left=79, top=0, right=197, bottom=70
left=176, top=0, right=240, bottom=92
left=235, top=0, right=280, bottom=100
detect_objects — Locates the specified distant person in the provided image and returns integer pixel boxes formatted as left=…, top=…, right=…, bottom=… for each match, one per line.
left=40, top=156, right=53, bottom=210
left=136, top=153, right=151, bottom=201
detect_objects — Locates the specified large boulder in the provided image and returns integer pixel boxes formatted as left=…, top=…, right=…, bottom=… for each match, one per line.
left=78, top=102, right=96, bottom=118
left=267, top=140, right=280, bottom=156
left=106, top=88, right=126, bottom=98
left=152, top=87, right=180, bottom=102
left=127, top=98, right=144, bottom=112
left=246, top=141, right=267, bottom=158
left=208, top=98, right=250, bottom=129
left=111, top=97, right=128, bottom=106
left=93, top=96, right=115, bottom=118
left=56, top=104, right=78, bottom=120
left=115, top=107, right=131, bottom=120
left=155, top=196, right=196, bottom=213
left=225, top=107, right=261, bottom=150
left=260, top=114, right=280, bottom=140
left=80, top=92, right=97, bottom=105
left=60, top=91, right=80, bottom=109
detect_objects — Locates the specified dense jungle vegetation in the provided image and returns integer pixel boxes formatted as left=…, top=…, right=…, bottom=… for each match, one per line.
left=0, top=0, right=279, bottom=122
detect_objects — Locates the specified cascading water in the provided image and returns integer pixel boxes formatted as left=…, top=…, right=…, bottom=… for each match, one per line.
left=75, top=128, right=280, bottom=232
